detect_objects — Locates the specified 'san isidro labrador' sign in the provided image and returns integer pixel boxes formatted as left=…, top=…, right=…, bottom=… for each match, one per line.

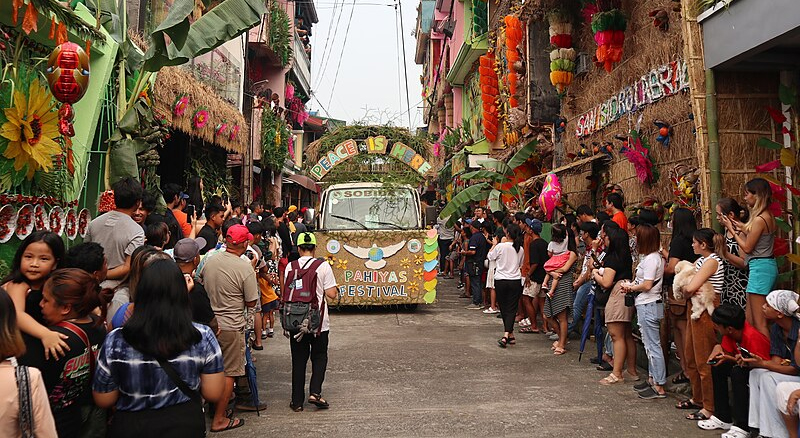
left=309, top=136, right=433, bottom=181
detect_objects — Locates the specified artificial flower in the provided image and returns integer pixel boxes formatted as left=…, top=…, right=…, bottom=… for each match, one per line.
left=174, top=95, right=189, bottom=116
left=215, top=122, right=228, bottom=137
left=0, top=79, right=61, bottom=179
left=192, top=108, right=209, bottom=129
left=229, top=125, right=240, bottom=141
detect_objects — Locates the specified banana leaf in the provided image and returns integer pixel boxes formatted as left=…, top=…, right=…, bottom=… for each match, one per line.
left=143, top=0, right=267, bottom=72
left=488, top=189, right=502, bottom=212
left=461, top=169, right=503, bottom=181
left=439, top=182, right=491, bottom=226
left=476, top=158, right=512, bottom=176
left=108, top=138, right=142, bottom=184
left=507, top=139, right=539, bottom=169
left=150, top=0, right=212, bottom=52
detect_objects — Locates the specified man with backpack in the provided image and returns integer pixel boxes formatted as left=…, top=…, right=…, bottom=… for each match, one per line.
left=282, top=232, right=338, bottom=412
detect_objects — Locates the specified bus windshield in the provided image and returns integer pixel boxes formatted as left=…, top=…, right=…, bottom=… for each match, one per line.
left=323, top=187, right=419, bottom=230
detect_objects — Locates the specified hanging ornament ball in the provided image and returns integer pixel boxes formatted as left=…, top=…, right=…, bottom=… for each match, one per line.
left=46, top=42, right=90, bottom=104
left=659, top=126, right=670, bottom=136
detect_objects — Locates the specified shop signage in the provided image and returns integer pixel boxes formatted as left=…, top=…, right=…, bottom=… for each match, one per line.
left=575, top=59, right=689, bottom=138
left=309, top=137, right=433, bottom=180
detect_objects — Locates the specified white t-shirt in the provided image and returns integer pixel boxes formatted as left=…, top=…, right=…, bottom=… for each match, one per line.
left=283, top=256, right=338, bottom=332
left=487, top=242, right=523, bottom=280
left=548, top=239, right=568, bottom=255
left=634, top=252, right=664, bottom=306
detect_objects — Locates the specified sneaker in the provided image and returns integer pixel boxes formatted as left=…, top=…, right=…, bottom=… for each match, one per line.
left=697, top=416, right=732, bottom=431
left=721, top=426, right=751, bottom=438
left=457, top=283, right=465, bottom=289
left=544, top=331, right=556, bottom=336
left=465, top=304, right=483, bottom=310
left=261, top=330, right=267, bottom=340
left=548, top=333, right=560, bottom=341
left=518, top=318, right=530, bottom=327
left=637, top=387, right=667, bottom=399
left=483, top=307, right=500, bottom=314
left=267, top=331, right=274, bottom=338
left=633, top=381, right=651, bottom=392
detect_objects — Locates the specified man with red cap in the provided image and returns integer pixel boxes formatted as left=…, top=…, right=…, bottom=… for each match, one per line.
left=200, top=224, right=260, bottom=432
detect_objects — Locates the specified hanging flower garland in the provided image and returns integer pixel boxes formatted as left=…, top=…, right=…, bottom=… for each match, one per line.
left=548, top=10, right=575, bottom=93
left=588, top=1, right=627, bottom=73
left=174, top=94, right=189, bottom=116
left=192, top=107, right=209, bottom=129
left=479, top=50, right=499, bottom=143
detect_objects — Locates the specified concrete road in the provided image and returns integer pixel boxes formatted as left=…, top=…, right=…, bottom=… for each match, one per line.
left=231, top=278, right=707, bottom=437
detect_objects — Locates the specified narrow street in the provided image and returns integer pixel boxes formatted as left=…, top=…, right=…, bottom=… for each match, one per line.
left=239, top=277, right=704, bottom=437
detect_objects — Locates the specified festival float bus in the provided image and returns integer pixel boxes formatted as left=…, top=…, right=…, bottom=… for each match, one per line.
left=307, top=131, right=439, bottom=307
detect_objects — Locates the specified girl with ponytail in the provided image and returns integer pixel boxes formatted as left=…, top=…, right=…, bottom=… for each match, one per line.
left=719, top=178, right=777, bottom=337
left=21, top=269, right=110, bottom=437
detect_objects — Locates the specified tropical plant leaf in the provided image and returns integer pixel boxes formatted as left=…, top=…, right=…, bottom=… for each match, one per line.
left=756, top=137, right=783, bottom=150
left=461, top=169, right=502, bottom=181
left=143, top=0, right=267, bottom=72
left=439, top=182, right=490, bottom=225
left=108, top=138, right=141, bottom=184
left=488, top=189, right=502, bottom=212
left=507, top=139, right=539, bottom=170
left=149, top=0, right=211, bottom=52
left=477, top=158, right=512, bottom=176
left=776, top=217, right=793, bottom=233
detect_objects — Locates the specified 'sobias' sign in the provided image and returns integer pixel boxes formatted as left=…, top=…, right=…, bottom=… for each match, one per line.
left=575, top=60, right=690, bottom=138
left=309, top=136, right=433, bottom=180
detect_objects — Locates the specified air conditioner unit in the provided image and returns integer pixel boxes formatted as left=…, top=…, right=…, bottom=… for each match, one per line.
left=575, top=52, right=591, bottom=76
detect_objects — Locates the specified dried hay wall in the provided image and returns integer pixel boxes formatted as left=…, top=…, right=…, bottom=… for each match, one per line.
left=559, top=0, right=695, bottom=210
left=715, top=71, right=782, bottom=199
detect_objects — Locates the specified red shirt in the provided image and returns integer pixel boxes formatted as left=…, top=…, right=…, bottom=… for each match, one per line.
left=721, top=321, right=771, bottom=359
left=612, top=211, right=628, bottom=230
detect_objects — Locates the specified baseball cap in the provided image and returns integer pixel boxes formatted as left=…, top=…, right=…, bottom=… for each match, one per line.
left=173, top=237, right=207, bottom=262
left=178, top=192, right=189, bottom=200
left=525, top=218, right=543, bottom=234
left=288, top=205, right=298, bottom=213
left=226, top=224, right=253, bottom=244
left=297, top=232, right=316, bottom=246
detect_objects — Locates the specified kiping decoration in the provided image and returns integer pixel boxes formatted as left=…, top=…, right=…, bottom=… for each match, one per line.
left=343, top=241, right=406, bottom=269
left=479, top=51, right=499, bottom=143
left=668, top=165, right=700, bottom=215
left=619, top=130, right=657, bottom=186
left=538, top=173, right=562, bottom=221
left=309, top=137, right=433, bottom=180
left=653, top=120, right=672, bottom=147
left=588, top=1, right=627, bottom=73
left=45, top=41, right=90, bottom=175
left=504, top=15, right=523, bottom=108
left=548, top=10, right=575, bottom=94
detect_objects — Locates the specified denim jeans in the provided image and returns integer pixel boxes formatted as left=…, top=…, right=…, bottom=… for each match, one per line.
left=568, top=282, right=592, bottom=333
left=636, top=301, right=666, bottom=385
left=469, top=270, right=484, bottom=306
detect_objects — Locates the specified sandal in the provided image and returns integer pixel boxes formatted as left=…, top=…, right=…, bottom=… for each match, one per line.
left=519, top=326, right=538, bottom=334
left=507, top=337, right=516, bottom=345
left=308, top=394, right=329, bottom=409
left=672, top=373, right=690, bottom=385
left=498, top=337, right=508, bottom=348
left=675, top=399, right=702, bottom=410
left=686, top=411, right=709, bottom=421
left=596, top=362, right=613, bottom=371
left=210, top=418, right=245, bottom=433
left=553, top=347, right=567, bottom=355
left=599, top=373, right=623, bottom=385
left=289, top=403, right=303, bottom=412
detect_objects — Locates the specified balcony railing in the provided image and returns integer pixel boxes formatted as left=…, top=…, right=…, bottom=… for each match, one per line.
left=292, top=30, right=312, bottom=94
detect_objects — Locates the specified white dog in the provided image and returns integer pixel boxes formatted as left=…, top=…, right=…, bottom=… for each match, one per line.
left=672, top=260, right=716, bottom=320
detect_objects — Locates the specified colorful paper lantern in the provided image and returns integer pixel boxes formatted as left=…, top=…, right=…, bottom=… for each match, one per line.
left=45, top=42, right=90, bottom=105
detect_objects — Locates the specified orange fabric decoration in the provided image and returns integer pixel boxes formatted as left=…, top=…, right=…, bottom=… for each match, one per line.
left=56, top=23, right=68, bottom=45
left=22, top=1, right=38, bottom=35
left=49, top=17, right=56, bottom=40
left=12, top=0, right=23, bottom=24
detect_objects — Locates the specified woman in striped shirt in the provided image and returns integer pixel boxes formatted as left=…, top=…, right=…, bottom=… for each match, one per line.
left=676, top=228, right=724, bottom=422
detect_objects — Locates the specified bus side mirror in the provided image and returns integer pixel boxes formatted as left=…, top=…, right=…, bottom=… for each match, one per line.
left=424, top=205, right=437, bottom=227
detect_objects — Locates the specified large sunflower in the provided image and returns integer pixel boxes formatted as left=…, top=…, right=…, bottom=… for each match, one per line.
left=0, top=78, right=61, bottom=179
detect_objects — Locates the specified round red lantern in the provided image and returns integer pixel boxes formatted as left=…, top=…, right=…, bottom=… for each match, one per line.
left=45, top=42, right=90, bottom=104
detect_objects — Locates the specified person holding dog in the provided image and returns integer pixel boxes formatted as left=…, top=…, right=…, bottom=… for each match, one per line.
left=675, top=228, right=724, bottom=421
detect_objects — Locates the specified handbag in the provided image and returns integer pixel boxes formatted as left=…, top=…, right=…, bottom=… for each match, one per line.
left=593, top=281, right=611, bottom=306
left=12, top=357, right=34, bottom=438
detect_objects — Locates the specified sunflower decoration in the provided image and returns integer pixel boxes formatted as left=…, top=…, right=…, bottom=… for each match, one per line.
left=0, top=79, right=61, bottom=179
left=400, top=257, right=411, bottom=269
left=413, top=268, right=424, bottom=280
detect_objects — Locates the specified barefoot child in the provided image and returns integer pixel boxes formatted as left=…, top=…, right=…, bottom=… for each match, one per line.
left=2, top=231, right=68, bottom=359
left=542, top=224, right=571, bottom=298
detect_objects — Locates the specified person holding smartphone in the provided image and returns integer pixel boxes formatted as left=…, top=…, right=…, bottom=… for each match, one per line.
left=700, top=304, right=769, bottom=436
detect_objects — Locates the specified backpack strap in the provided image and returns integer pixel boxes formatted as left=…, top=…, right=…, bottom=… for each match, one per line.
left=56, top=321, right=96, bottom=378
left=11, top=357, right=34, bottom=438
left=306, top=258, right=327, bottom=335
left=283, top=258, right=315, bottom=302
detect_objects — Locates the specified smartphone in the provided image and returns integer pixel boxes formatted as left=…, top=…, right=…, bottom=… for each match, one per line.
left=185, top=204, right=195, bottom=219
left=739, top=347, right=753, bottom=359
left=707, top=358, right=719, bottom=365
left=591, top=252, right=602, bottom=268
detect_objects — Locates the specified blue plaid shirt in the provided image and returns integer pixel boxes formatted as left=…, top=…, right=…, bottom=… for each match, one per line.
left=92, top=323, right=223, bottom=411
